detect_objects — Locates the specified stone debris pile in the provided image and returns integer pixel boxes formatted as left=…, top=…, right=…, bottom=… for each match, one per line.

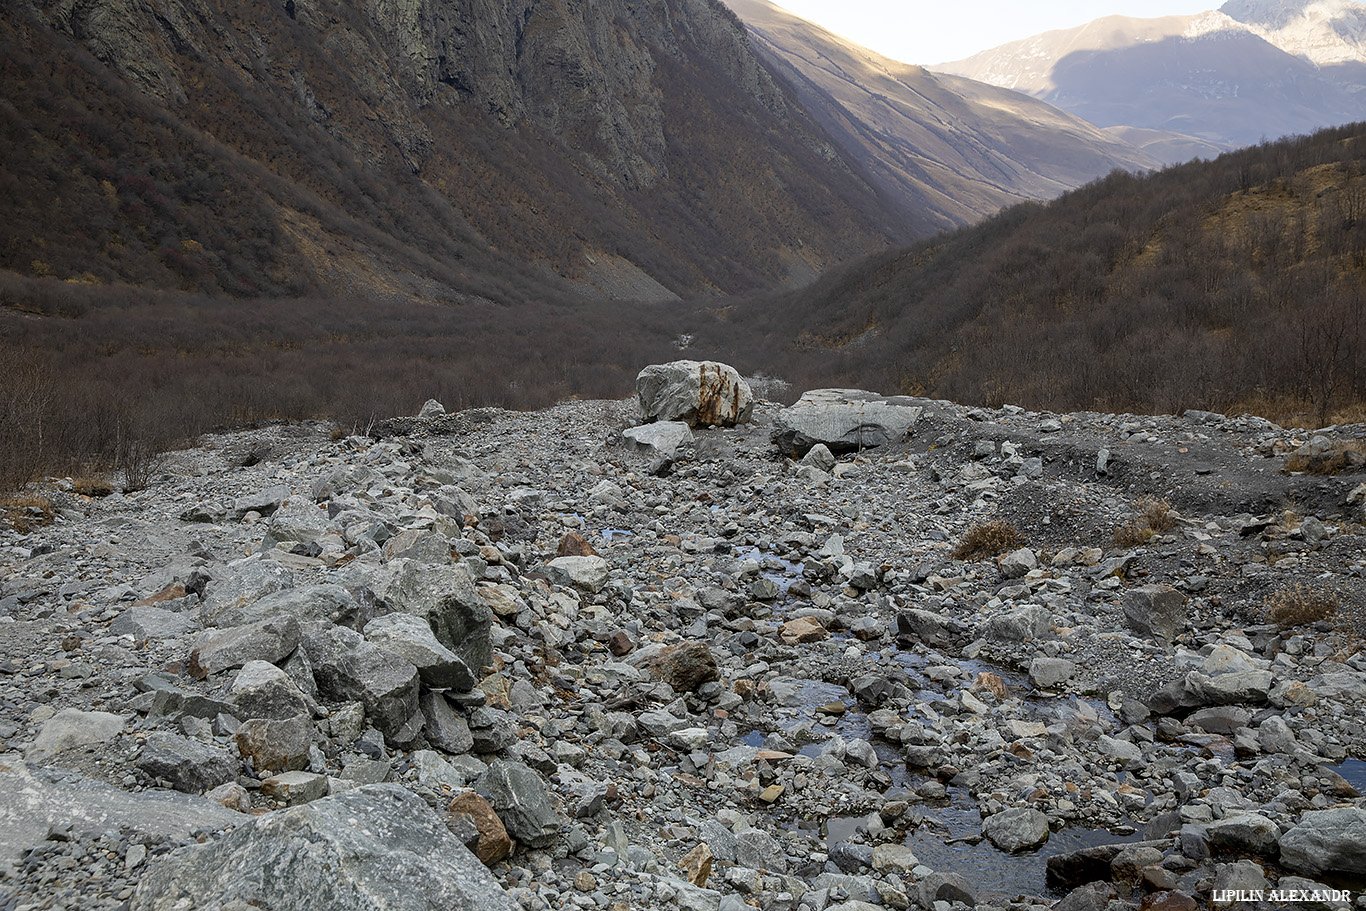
left=1, top=373, right=1365, bottom=911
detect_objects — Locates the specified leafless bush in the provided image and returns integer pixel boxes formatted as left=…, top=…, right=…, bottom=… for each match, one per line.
left=953, top=520, right=1024, bottom=561
left=1114, top=496, right=1177, bottom=547
left=1264, top=582, right=1341, bottom=629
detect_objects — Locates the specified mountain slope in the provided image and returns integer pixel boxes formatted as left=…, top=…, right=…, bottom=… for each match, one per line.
left=937, top=1, right=1366, bottom=163
left=2, top=0, right=922, bottom=302
left=724, top=0, right=1159, bottom=231
left=690, top=122, right=1366, bottom=424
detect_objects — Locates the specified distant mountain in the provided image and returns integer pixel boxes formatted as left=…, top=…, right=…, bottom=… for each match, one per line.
left=2, top=0, right=930, bottom=302
left=936, top=0, right=1366, bottom=164
left=724, top=0, right=1159, bottom=231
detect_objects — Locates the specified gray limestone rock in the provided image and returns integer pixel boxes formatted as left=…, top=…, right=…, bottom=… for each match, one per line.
left=982, top=806, right=1049, bottom=852
left=130, top=785, right=519, bottom=911
left=137, top=732, right=237, bottom=794
left=545, top=556, right=611, bottom=594
left=228, top=659, right=312, bottom=721
left=365, top=613, right=475, bottom=690
left=772, top=389, right=921, bottom=456
left=421, top=691, right=475, bottom=755
left=235, top=714, right=314, bottom=774
left=363, top=559, right=492, bottom=674
left=1029, top=656, right=1076, bottom=688
left=0, top=761, right=239, bottom=876
left=636, top=361, right=753, bottom=428
left=623, top=421, right=694, bottom=459
left=303, top=628, right=420, bottom=742
left=1123, top=585, right=1188, bottom=644
left=206, top=584, right=366, bottom=630
left=26, top=709, right=126, bottom=761
left=986, top=605, right=1051, bottom=642
left=1280, top=807, right=1366, bottom=875
left=189, top=616, right=301, bottom=678
left=476, top=760, right=563, bottom=849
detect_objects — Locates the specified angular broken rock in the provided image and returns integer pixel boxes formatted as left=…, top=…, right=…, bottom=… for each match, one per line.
left=1123, top=585, right=1188, bottom=644
left=636, top=360, right=753, bottom=428
left=137, top=732, right=237, bottom=794
left=779, top=616, right=829, bottom=645
left=623, top=421, right=694, bottom=460
left=27, top=709, right=126, bottom=761
left=772, top=389, right=922, bottom=457
left=1279, top=807, right=1366, bottom=875
left=545, top=556, right=610, bottom=594
left=364, top=613, right=475, bottom=690
left=476, top=760, right=563, bottom=849
left=131, top=785, right=519, bottom=911
left=229, top=660, right=312, bottom=721
left=235, top=714, right=313, bottom=774
left=364, top=559, right=492, bottom=674
left=303, top=628, right=420, bottom=742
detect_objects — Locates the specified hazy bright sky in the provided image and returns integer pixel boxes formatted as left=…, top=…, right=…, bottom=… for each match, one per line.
left=770, top=1, right=1212, bottom=65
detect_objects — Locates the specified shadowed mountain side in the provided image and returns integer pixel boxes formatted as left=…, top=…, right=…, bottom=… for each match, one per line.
left=725, top=0, right=1160, bottom=229
left=1, top=0, right=919, bottom=302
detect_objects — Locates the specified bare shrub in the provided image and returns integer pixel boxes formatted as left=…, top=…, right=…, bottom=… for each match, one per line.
left=0, top=494, right=55, bottom=533
left=1284, top=440, right=1366, bottom=475
left=1114, top=496, right=1177, bottom=547
left=71, top=474, right=115, bottom=498
left=953, top=520, right=1024, bottom=561
left=1264, top=582, right=1340, bottom=629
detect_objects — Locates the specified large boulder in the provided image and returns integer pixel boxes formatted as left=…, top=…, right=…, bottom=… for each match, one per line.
left=131, top=785, right=520, bottom=911
left=983, top=807, right=1050, bottom=852
left=636, top=361, right=753, bottom=428
left=1280, top=807, right=1366, bottom=875
left=1123, top=585, right=1188, bottom=644
left=772, top=389, right=922, bottom=457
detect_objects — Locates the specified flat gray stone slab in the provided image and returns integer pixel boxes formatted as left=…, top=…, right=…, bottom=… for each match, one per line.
left=0, top=761, right=240, bottom=875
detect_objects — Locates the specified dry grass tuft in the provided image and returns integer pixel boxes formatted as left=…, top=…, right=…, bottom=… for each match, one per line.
left=1284, top=440, right=1366, bottom=475
left=953, top=520, right=1024, bottom=561
left=0, top=494, right=55, bottom=533
left=1114, top=496, right=1177, bottom=547
left=1264, top=582, right=1341, bottom=629
left=71, top=474, right=115, bottom=498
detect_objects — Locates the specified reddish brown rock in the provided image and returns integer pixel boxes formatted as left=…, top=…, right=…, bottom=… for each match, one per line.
left=448, top=790, right=512, bottom=864
left=608, top=630, right=635, bottom=656
left=647, top=642, right=718, bottom=692
left=557, top=532, right=597, bottom=557
left=779, top=616, right=828, bottom=645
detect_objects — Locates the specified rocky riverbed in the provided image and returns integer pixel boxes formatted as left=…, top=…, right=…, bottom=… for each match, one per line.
left=2, top=369, right=1366, bottom=911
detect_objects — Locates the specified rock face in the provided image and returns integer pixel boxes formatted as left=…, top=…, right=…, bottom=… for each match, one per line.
left=131, top=785, right=519, bottom=911
left=636, top=361, right=754, bottom=428
left=1279, top=808, right=1366, bottom=875
left=772, top=389, right=922, bottom=456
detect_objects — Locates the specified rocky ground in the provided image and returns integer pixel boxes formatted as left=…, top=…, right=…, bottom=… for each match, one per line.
left=2, top=379, right=1366, bottom=911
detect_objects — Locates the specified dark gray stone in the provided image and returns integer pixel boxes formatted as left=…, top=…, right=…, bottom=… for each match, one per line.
left=476, top=760, right=562, bottom=849
left=137, top=733, right=236, bottom=794
left=1123, top=585, right=1187, bottom=644
left=130, top=785, right=520, bottom=911
left=422, top=691, right=475, bottom=755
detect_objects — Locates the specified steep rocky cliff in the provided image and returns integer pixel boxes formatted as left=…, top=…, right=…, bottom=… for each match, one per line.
left=5, top=0, right=914, bottom=299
